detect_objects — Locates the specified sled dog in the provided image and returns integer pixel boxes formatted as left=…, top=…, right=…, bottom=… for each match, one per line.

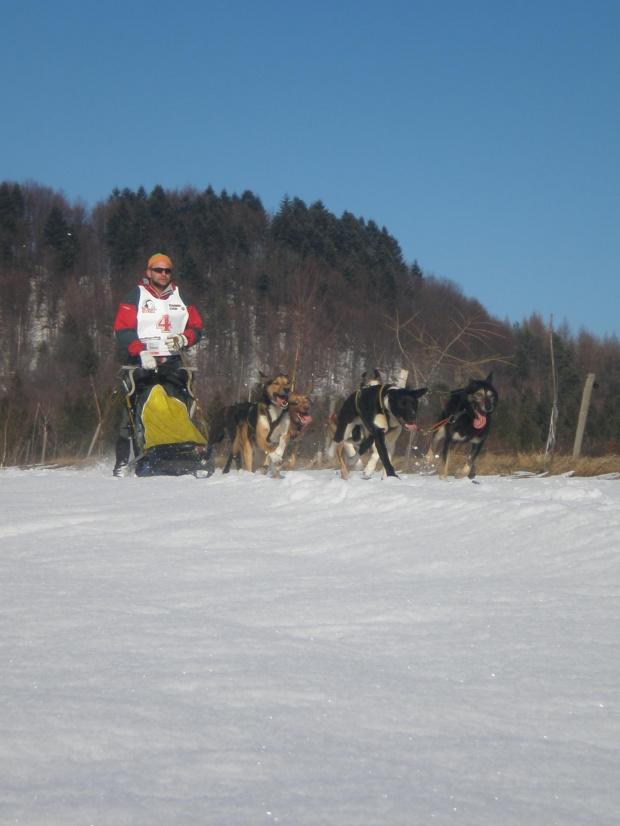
left=277, top=393, right=313, bottom=469
left=326, top=370, right=382, bottom=448
left=224, top=373, right=292, bottom=475
left=427, top=372, right=498, bottom=480
left=207, top=401, right=251, bottom=462
left=332, top=383, right=427, bottom=479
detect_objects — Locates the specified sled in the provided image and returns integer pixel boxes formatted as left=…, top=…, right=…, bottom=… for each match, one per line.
left=119, top=366, right=213, bottom=478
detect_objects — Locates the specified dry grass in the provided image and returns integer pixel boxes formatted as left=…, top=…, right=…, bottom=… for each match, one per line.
left=10, top=447, right=620, bottom=480
left=462, top=449, right=620, bottom=478
left=284, top=441, right=620, bottom=479
left=313, top=443, right=620, bottom=479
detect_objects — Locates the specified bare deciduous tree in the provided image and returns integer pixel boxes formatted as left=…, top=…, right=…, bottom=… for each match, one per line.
left=286, top=258, right=343, bottom=391
left=386, top=306, right=508, bottom=388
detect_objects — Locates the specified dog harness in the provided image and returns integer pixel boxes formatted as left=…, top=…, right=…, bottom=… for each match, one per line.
left=419, top=409, right=467, bottom=437
left=246, top=402, right=289, bottom=444
left=354, top=384, right=388, bottom=433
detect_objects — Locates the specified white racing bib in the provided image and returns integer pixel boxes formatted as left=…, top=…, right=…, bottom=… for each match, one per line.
left=136, top=285, right=189, bottom=357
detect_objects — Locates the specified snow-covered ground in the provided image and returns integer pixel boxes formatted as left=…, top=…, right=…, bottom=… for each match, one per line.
left=1, top=465, right=618, bottom=826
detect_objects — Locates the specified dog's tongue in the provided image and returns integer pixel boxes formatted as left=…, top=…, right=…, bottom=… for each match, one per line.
left=403, top=422, right=419, bottom=431
left=473, top=411, right=487, bottom=429
left=276, top=396, right=287, bottom=407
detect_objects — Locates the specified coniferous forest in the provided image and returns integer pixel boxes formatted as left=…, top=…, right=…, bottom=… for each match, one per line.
left=1, top=179, right=619, bottom=466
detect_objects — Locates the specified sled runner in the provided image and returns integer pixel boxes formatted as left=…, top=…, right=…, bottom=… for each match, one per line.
left=118, top=365, right=212, bottom=477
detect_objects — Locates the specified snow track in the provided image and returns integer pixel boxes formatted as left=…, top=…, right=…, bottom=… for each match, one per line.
left=1, top=466, right=619, bottom=825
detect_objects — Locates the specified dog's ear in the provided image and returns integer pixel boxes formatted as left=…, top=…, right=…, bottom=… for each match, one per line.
left=486, top=372, right=494, bottom=382
left=258, top=371, right=268, bottom=383
left=415, top=387, right=428, bottom=398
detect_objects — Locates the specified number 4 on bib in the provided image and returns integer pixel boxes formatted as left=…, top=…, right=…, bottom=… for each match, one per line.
left=156, top=314, right=172, bottom=333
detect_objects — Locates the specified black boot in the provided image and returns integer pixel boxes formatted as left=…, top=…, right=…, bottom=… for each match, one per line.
left=113, top=436, right=131, bottom=477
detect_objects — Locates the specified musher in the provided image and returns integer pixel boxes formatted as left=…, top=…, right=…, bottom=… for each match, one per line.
left=112, top=253, right=203, bottom=476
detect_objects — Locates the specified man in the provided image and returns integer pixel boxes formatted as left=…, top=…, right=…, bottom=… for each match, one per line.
left=112, top=253, right=203, bottom=476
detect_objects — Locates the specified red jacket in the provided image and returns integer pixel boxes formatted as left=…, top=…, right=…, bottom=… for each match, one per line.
left=113, top=282, right=203, bottom=358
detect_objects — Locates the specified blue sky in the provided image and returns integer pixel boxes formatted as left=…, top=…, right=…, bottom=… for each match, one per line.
left=2, top=0, right=619, bottom=339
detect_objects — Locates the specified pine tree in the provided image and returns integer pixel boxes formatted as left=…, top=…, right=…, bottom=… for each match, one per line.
left=0, top=182, right=25, bottom=263
left=44, top=205, right=80, bottom=274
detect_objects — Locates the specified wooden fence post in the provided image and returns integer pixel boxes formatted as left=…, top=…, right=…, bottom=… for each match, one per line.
left=572, top=373, right=596, bottom=461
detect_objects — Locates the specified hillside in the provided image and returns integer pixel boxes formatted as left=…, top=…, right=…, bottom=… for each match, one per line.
left=1, top=180, right=619, bottom=464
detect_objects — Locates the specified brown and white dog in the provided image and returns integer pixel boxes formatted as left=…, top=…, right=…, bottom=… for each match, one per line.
left=224, top=373, right=291, bottom=475
left=278, top=393, right=313, bottom=469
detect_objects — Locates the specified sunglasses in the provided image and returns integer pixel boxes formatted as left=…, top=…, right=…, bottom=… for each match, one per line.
left=150, top=267, right=172, bottom=275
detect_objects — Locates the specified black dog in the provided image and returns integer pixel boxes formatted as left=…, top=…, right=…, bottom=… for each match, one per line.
left=332, top=383, right=428, bottom=479
left=206, top=402, right=252, bottom=473
left=428, top=372, right=498, bottom=480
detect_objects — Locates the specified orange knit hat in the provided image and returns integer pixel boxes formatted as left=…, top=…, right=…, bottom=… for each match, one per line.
left=148, top=253, right=173, bottom=269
